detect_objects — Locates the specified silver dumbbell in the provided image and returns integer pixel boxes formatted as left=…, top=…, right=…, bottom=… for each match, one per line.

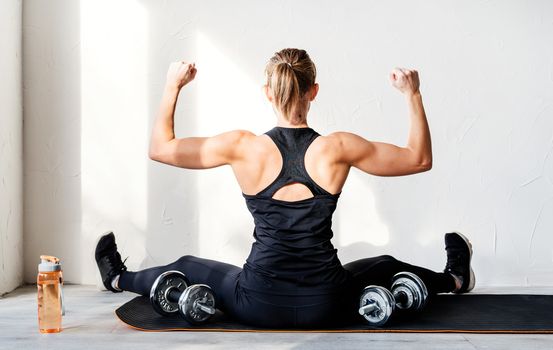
left=358, top=272, right=428, bottom=326
left=149, top=270, right=216, bottom=324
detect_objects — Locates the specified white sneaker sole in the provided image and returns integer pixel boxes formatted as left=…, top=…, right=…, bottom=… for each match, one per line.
left=451, top=231, right=475, bottom=293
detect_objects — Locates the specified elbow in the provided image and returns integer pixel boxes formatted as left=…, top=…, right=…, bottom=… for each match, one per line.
left=148, top=153, right=159, bottom=162
left=408, top=149, right=432, bottom=173
left=149, top=145, right=177, bottom=165
left=149, top=140, right=169, bottom=162
left=148, top=145, right=164, bottom=162
left=410, top=154, right=432, bottom=173
left=148, top=147, right=159, bottom=161
left=417, top=157, right=432, bottom=172
left=420, top=160, right=432, bottom=172
left=149, top=150, right=169, bottom=164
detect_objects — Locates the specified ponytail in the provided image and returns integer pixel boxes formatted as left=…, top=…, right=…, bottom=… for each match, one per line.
left=270, top=62, right=301, bottom=119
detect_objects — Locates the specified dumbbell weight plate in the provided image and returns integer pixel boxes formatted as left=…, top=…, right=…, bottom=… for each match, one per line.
left=391, top=272, right=428, bottom=311
left=179, top=284, right=216, bottom=324
left=359, top=286, right=395, bottom=326
left=149, top=270, right=190, bottom=316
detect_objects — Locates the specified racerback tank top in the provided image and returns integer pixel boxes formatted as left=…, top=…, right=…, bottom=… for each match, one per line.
left=240, top=127, right=349, bottom=296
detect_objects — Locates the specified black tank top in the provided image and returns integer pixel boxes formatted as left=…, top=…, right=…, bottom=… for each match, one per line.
left=240, top=127, right=350, bottom=296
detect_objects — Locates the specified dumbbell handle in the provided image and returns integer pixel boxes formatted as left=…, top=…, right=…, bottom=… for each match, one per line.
left=359, top=291, right=408, bottom=316
left=167, top=288, right=216, bottom=315
left=195, top=301, right=216, bottom=315
left=394, top=291, right=407, bottom=305
left=167, top=288, right=182, bottom=303
left=358, top=303, right=378, bottom=316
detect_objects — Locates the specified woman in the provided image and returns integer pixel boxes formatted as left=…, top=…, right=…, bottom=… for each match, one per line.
left=95, top=48, right=474, bottom=328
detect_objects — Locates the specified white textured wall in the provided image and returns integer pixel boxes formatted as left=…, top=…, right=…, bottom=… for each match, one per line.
left=23, top=0, right=553, bottom=288
left=0, top=0, right=23, bottom=294
left=23, top=0, right=82, bottom=285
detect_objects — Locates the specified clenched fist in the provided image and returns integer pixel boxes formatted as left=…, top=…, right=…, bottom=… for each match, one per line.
left=166, top=60, right=197, bottom=89
left=389, top=68, right=420, bottom=95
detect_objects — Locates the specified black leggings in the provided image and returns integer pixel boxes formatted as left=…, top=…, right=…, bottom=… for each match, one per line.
left=119, top=255, right=455, bottom=328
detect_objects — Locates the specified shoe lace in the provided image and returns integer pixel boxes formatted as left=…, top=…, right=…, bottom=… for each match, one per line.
left=104, top=252, right=128, bottom=278
left=445, top=248, right=464, bottom=272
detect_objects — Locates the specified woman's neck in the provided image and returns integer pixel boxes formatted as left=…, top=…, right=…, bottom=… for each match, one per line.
left=276, top=119, right=309, bottom=128
left=275, top=108, right=309, bottom=128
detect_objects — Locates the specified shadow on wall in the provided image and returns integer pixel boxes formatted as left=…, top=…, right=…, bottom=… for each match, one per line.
left=141, top=1, right=201, bottom=269
left=23, top=0, right=82, bottom=283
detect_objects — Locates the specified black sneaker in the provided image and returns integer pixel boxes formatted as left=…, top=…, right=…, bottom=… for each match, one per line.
left=95, top=231, right=127, bottom=293
left=444, top=232, right=475, bottom=294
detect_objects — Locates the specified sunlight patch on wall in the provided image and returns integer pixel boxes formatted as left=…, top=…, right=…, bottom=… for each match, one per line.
left=195, top=31, right=272, bottom=134
left=194, top=31, right=271, bottom=262
left=80, top=0, right=148, bottom=283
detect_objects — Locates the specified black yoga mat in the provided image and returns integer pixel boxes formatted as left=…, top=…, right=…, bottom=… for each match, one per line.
left=116, top=294, right=553, bottom=333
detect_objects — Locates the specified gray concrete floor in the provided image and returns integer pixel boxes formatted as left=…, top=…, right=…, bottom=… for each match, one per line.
left=1, top=285, right=552, bottom=350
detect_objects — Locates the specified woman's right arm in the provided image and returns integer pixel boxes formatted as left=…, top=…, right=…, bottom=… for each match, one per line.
left=333, top=68, right=432, bottom=176
left=149, top=60, right=253, bottom=169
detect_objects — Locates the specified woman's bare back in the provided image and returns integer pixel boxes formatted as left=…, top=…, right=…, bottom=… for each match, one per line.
left=231, top=131, right=350, bottom=201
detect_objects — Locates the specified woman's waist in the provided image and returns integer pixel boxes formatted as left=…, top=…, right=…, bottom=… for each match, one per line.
left=240, top=263, right=351, bottom=296
left=247, top=239, right=339, bottom=261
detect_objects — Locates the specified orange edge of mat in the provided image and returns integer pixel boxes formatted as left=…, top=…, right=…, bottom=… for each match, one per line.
left=114, top=312, right=553, bottom=334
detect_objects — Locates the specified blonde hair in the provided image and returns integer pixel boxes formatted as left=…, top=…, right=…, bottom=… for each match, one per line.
left=265, top=48, right=317, bottom=124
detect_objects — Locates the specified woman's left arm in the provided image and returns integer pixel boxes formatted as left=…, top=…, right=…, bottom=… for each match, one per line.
left=149, top=60, right=252, bottom=169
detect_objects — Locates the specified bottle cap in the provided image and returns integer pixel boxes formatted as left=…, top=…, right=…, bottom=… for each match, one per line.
left=38, top=255, right=62, bottom=272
